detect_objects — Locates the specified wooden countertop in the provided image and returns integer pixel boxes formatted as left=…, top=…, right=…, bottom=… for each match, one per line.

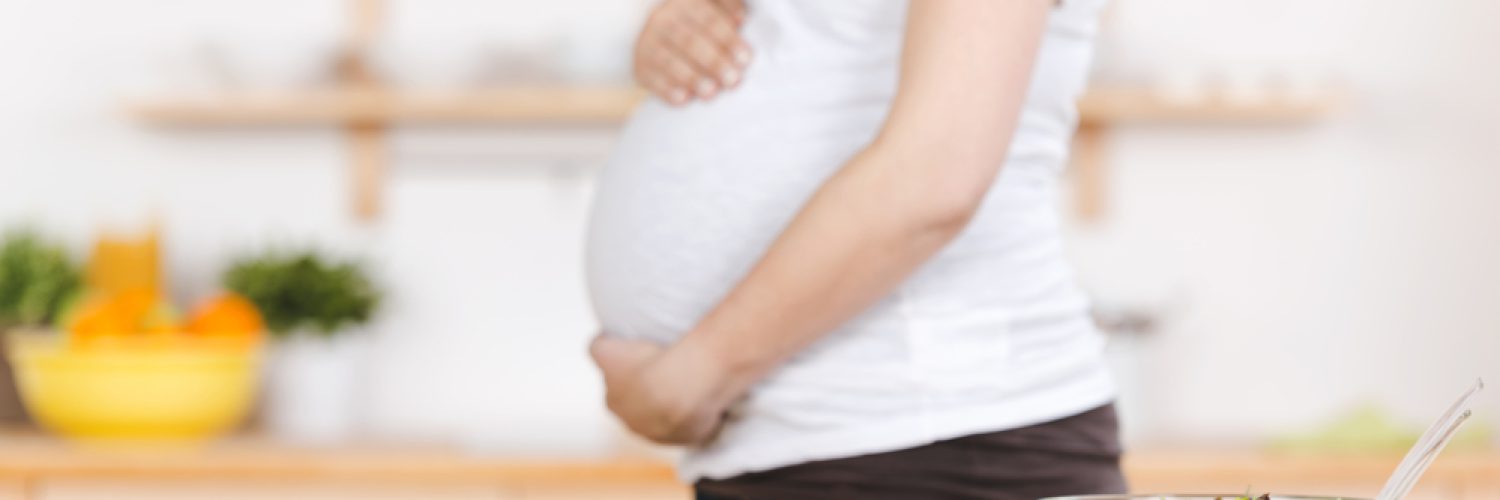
left=0, top=431, right=677, bottom=484
left=1124, top=448, right=1500, bottom=482
left=1, top=432, right=1496, bottom=481
left=0, top=430, right=1495, bottom=497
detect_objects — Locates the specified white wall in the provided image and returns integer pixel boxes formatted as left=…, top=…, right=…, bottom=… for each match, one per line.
left=0, top=0, right=1495, bottom=452
left=1072, top=0, right=1500, bottom=442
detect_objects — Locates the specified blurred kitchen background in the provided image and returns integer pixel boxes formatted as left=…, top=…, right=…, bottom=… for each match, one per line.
left=0, top=0, right=1497, bottom=498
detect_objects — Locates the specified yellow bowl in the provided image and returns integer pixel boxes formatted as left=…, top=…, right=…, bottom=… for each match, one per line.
left=5, top=330, right=261, bottom=444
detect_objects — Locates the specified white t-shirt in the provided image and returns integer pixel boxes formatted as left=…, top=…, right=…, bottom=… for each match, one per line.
left=586, top=0, right=1113, bottom=481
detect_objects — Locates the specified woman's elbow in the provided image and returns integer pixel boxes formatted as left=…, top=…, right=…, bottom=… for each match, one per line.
left=889, top=165, right=993, bottom=241
left=868, top=138, right=1005, bottom=239
left=917, top=179, right=988, bottom=237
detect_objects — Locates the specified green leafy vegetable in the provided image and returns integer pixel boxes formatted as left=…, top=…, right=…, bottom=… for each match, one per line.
left=0, top=229, right=82, bottom=328
left=223, top=250, right=380, bottom=337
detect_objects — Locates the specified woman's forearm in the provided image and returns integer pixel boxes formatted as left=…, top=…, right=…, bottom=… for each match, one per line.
left=670, top=142, right=986, bottom=406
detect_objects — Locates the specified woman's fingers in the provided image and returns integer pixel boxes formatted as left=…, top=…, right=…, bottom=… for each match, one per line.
left=713, top=0, right=747, bottom=23
left=633, top=0, right=753, bottom=106
left=676, top=0, right=751, bottom=88
left=669, top=30, right=729, bottom=99
left=635, top=34, right=698, bottom=105
left=657, top=39, right=707, bottom=96
left=640, top=73, right=688, bottom=106
left=635, top=10, right=693, bottom=104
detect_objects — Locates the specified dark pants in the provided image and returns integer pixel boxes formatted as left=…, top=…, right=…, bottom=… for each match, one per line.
left=695, top=404, right=1127, bottom=500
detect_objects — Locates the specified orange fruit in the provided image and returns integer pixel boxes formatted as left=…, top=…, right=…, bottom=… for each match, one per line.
left=67, top=294, right=133, bottom=338
left=184, top=293, right=264, bottom=339
left=63, top=288, right=180, bottom=347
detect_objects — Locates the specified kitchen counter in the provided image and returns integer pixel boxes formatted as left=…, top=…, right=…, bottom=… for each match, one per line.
left=0, top=430, right=1494, bottom=499
left=0, top=430, right=684, bottom=500
left=1124, top=449, right=1500, bottom=499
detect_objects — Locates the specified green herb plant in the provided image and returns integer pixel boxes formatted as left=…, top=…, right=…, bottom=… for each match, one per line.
left=0, top=229, right=82, bottom=328
left=223, top=250, right=380, bottom=337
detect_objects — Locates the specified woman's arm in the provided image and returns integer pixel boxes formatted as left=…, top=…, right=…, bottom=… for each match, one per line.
left=593, top=0, right=1054, bottom=444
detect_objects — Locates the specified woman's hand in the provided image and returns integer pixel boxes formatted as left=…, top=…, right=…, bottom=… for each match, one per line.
left=634, top=0, right=753, bottom=106
left=589, top=335, right=734, bottom=445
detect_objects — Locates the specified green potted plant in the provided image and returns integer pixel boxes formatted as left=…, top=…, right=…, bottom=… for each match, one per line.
left=0, top=229, right=82, bottom=422
left=223, top=250, right=380, bottom=443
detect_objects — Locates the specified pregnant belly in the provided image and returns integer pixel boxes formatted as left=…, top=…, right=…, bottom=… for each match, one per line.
left=584, top=101, right=881, bottom=343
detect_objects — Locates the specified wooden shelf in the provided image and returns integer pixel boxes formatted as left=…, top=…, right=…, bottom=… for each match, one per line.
left=1069, top=86, right=1342, bottom=222
left=1078, top=86, right=1344, bottom=126
left=127, top=86, right=1340, bottom=128
left=124, top=84, right=1342, bottom=222
left=128, top=87, right=647, bottom=127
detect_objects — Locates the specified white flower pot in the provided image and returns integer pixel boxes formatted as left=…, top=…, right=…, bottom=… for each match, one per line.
left=264, top=330, right=369, bottom=444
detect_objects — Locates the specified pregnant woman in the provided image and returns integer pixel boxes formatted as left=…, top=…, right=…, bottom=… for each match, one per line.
left=586, top=1, right=1122, bottom=498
